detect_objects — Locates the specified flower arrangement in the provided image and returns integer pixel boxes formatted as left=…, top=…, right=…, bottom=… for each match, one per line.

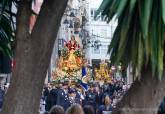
left=52, top=74, right=81, bottom=85
left=61, top=47, right=69, bottom=59
left=74, top=49, right=82, bottom=57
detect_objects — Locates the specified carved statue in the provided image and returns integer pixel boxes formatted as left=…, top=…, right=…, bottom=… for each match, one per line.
left=95, top=60, right=112, bottom=83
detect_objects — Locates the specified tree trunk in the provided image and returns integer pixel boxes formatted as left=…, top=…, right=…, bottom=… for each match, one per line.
left=112, top=67, right=165, bottom=114
left=1, top=0, right=68, bottom=114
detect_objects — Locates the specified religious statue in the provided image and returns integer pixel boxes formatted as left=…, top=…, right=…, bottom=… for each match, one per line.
left=65, top=35, right=80, bottom=50
left=52, top=35, right=84, bottom=83
left=95, top=60, right=112, bottom=83
left=65, top=35, right=82, bottom=70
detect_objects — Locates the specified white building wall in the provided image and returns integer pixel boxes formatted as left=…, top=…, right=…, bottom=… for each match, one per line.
left=86, top=0, right=117, bottom=64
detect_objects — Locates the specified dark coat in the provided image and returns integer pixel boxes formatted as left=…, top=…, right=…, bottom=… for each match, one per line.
left=85, top=91, right=97, bottom=113
left=75, top=91, right=81, bottom=104
left=158, top=98, right=165, bottom=114
left=45, top=91, right=51, bottom=111
left=43, top=87, right=49, bottom=100
left=98, top=105, right=113, bottom=114
left=0, top=89, right=5, bottom=109
left=107, top=84, right=115, bottom=96
left=56, top=89, right=70, bottom=111
left=49, top=88, right=58, bottom=107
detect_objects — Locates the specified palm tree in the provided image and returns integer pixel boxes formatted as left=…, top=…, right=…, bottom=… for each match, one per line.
left=0, top=0, right=16, bottom=57
left=96, top=0, right=165, bottom=114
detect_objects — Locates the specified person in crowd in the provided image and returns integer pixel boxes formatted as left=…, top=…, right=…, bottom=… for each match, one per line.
left=66, top=104, right=84, bottom=114
left=45, top=84, right=52, bottom=111
left=0, top=86, right=5, bottom=110
left=56, top=82, right=70, bottom=111
left=49, top=85, right=58, bottom=108
left=43, top=83, right=50, bottom=101
left=114, top=81, right=122, bottom=92
left=83, top=105, right=94, bottom=114
left=85, top=85, right=97, bottom=111
left=75, top=85, right=83, bottom=105
left=98, top=86, right=105, bottom=106
left=158, top=97, right=165, bottom=114
left=49, top=105, right=64, bottom=114
left=98, top=95, right=113, bottom=114
left=68, top=88, right=77, bottom=105
left=94, top=86, right=105, bottom=113
left=42, top=78, right=128, bottom=113
left=107, top=81, right=115, bottom=96
left=95, top=85, right=104, bottom=105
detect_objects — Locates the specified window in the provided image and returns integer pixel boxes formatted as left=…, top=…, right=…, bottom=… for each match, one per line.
left=91, top=9, right=94, bottom=16
left=91, top=9, right=98, bottom=21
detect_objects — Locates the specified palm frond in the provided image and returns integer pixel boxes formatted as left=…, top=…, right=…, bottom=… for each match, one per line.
left=0, top=0, right=16, bottom=57
left=162, top=0, right=165, bottom=23
left=97, top=0, right=165, bottom=79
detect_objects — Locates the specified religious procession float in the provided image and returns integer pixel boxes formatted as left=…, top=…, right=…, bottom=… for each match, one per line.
left=94, top=60, right=124, bottom=85
left=52, top=35, right=91, bottom=85
left=51, top=35, right=124, bottom=86
left=94, top=60, right=112, bottom=84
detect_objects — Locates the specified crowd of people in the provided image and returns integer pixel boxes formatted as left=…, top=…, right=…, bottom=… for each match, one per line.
left=40, top=79, right=130, bottom=114
left=0, top=78, right=165, bottom=114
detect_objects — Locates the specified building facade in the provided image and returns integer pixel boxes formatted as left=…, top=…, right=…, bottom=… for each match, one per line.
left=85, top=0, right=117, bottom=67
